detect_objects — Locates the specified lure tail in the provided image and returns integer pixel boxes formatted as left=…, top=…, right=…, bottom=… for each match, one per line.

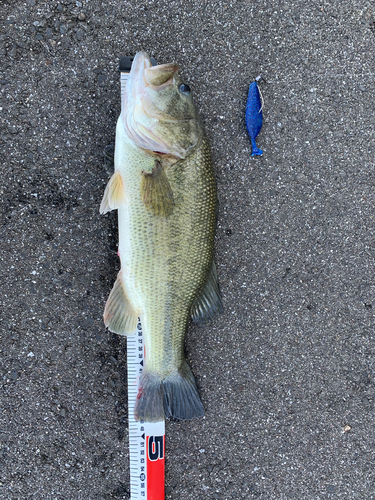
left=250, top=137, right=263, bottom=156
left=134, top=363, right=205, bottom=422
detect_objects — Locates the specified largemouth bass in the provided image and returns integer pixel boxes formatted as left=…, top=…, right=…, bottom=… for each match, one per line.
left=100, top=51, right=222, bottom=422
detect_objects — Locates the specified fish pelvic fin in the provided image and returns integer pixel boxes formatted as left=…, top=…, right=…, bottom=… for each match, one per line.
left=103, top=271, right=138, bottom=335
left=191, top=260, right=223, bottom=326
left=134, top=363, right=205, bottom=422
left=100, top=171, right=126, bottom=214
left=140, top=160, right=174, bottom=217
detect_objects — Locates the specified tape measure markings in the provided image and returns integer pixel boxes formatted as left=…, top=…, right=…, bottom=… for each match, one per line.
left=120, top=67, right=165, bottom=500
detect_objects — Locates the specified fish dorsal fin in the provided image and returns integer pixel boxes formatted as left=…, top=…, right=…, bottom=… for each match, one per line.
left=103, top=271, right=138, bottom=335
left=140, top=160, right=174, bottom=217
left=191, top=260, right=223, bottom=326
left=100, top=171, right=126, bottom=214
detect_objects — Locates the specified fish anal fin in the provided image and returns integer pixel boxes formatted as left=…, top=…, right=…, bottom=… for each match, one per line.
left=103, top=271, right=138, bottom=335
left=140, top=161, right=174, bottom=217
left=100, top=171, right=126, bottom=214
left=191, top=260, right=223, bottom=326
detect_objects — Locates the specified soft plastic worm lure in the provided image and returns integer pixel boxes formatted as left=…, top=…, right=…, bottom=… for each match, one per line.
left=245, top=79, right=263, bottom=156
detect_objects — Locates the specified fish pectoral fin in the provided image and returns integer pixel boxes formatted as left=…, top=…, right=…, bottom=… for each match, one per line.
left=140, top=160, right=174, bottom=217
left=103, top=271, right=138, bottom=335
left=191, top=260, right=223, bottom=326
left=100, top=171, right=126, bottom=214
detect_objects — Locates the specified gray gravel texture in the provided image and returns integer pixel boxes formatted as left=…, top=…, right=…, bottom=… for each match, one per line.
left=1, top=0, right=375, bottom=499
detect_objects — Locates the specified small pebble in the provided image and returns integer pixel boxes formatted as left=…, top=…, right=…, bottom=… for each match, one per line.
left=343, top=425, right=351, bottom=433
left=78, top=12, right=86, bottom=21
left=98, top=74, right=107, bottom=85
left=80, top=317, right=94, bottom=329
left=296, top=173, right=307, bottom=183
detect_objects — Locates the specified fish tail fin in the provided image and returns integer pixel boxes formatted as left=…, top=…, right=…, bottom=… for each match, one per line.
left=134, top=363, right=205, bottom=422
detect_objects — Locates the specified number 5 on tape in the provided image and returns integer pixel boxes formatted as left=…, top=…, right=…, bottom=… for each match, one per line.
left=127, top=320, right=165, bottom=500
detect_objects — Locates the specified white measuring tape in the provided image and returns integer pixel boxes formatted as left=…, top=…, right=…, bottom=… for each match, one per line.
left=120, top=63, right=165, bottom=500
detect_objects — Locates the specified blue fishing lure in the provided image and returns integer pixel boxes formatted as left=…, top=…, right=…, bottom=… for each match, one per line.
left=245, top=81, right=263, bottom=156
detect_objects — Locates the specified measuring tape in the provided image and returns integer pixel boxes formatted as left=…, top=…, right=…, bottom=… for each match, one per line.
left=119, top=57, right=165, bottom=500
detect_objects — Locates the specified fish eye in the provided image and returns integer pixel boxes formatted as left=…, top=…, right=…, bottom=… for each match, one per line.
left=179, top=83, right=191, bottom=95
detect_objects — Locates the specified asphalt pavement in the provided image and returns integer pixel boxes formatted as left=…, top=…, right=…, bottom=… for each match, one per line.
left=1, top=0, right=374, bottom=498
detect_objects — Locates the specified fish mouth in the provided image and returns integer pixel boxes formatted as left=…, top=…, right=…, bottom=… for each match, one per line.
left=122, top=51, right=199, bottom=158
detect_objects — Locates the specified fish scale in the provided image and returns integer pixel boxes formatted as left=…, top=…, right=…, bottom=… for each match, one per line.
left=118, top=136, right=216, bottom=379
left=116, top=135, right=216, bottom=374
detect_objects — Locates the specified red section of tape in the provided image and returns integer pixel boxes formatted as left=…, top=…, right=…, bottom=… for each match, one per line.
left=147, top=435, right=165, bottom=500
